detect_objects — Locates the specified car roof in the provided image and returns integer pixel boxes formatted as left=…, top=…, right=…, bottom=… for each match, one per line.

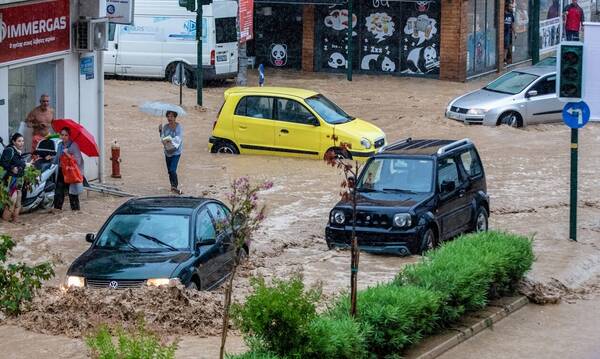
left=117, top=196, right=212, bottom=214
left=378, top=138, right=473, bottom=156
left=510, top=65, right=555, bottom=77
left=224, top=86, right=319, bottom=99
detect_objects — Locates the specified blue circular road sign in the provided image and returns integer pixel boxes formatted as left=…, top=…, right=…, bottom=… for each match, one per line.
left=563, top=101, right=591, bottom=129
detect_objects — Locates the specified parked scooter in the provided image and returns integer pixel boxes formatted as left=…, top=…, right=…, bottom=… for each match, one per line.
left=0, top=136, right=60, bottom=213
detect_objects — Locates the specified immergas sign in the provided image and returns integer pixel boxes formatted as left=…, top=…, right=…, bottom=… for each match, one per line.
left=0, top=0, right=71, bottom=65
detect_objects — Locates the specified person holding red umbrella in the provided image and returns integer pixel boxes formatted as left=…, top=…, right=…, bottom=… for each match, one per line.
left=52, top=127, right=85, bottom=212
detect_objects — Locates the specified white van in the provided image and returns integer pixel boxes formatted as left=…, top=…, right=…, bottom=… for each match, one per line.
left=104, top=0, right=238, bottom=86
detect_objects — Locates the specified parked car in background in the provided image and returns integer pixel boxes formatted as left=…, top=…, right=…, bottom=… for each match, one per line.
left=66, top=197, right=244, bottom=290
left=445, top=66, right=561, bottom=127
left=209, top=87, right=386, bottom=160
left=326, top=138, right=489, bottom=255
left=104, top=0, right=238, bottom=87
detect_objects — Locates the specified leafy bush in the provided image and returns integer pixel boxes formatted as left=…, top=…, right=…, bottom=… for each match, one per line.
left=329, top=284, right=442, bottom=357
left=85, top=323, right=178, bottom=359
left=231, top=275, right=321, bottom=357
left=226, top=351, right=281, bottom=359
left=0, top=234, right=54, bottom=315
left=303, top=316, right=368, bottom=359
left=397, top=231, right=534, bottom=324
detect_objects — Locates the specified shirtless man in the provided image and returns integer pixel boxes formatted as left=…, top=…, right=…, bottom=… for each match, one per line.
left=26, top=94, right=55, bottom=151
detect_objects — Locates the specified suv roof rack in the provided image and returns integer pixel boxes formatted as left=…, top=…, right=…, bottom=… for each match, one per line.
left=378, top=137, right=412, bottom=153
left=436, top=138, right=472, bottom=155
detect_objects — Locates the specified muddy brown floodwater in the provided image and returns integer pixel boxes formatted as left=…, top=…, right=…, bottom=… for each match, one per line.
left=2, top=69, right=600, bottom=358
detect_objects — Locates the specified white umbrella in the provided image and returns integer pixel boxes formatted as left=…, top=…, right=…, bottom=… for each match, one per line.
left=139, top=101, right=187, bottom=117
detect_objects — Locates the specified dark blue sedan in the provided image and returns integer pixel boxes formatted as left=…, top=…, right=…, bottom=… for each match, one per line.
left=66, top=196, right=246, bottom=290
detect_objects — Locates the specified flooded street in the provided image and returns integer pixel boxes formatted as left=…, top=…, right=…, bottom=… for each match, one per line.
left=2, top=69, right=600, bottom=357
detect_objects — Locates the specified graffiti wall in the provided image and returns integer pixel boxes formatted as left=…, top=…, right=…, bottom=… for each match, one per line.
left=316, top=0, right=440, bottom=76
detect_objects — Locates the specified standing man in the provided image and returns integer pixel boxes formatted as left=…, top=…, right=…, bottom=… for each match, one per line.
left=504, top=3, right=515, bottom=65
left=26, top=94, right=55, bottom=151
left=564, top=0, right=585, bottom=41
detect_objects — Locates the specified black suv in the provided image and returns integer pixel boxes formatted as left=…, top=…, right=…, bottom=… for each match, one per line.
left=325, top=138, right=489, bottom=255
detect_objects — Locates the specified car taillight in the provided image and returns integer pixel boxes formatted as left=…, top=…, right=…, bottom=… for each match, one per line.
left=210, top=50, right=215, bottom=66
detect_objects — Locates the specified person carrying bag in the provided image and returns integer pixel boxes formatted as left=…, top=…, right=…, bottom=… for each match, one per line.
left=53, top=127, right=84, bottom=212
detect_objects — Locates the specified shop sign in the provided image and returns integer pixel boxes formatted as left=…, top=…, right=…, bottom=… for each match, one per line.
left=239, top=0, right=253, bottom=43
left=0, top=0, right=70, bottom=65
left=107, top=0, right=135, bottom=25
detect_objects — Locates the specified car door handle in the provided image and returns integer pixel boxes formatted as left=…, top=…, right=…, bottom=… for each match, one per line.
left=280, top=129, right=289, bottom=134
left=458, top=189, right=466, bottom=197
left=239, top=125, right=247, bottom=130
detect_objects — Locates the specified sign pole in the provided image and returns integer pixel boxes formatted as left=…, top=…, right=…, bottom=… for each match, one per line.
left=569, top=128, right=578, bottom=241
left=179, top=62, right=183, bottom=106
left=196, top=0, right=203, bottom=106
left=346, top=0, right=353, bottom=81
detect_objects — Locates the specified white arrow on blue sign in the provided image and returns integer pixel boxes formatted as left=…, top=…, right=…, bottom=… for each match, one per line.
left=563, top=101, right=591, bottom=129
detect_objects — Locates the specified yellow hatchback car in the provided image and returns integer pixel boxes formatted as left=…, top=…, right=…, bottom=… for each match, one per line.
left=208, top=87, right=386, bottom=160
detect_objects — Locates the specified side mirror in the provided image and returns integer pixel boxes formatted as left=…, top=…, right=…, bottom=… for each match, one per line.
left=526, top=90, right=538, bottom=98
left=347, top=176, right=356, bottom=189
left=85, top=233, right=95, bottom=243
left=440, top=180, right=456, bottom=193
left=196, top=238, right=216, bottom=247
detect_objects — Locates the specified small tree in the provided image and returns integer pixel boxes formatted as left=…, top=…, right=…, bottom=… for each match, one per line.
left=220, top=177, right=273, bottom=359
left=0, top=234, right=54, bottom=315
left=324, top=140, right=362, bottom=317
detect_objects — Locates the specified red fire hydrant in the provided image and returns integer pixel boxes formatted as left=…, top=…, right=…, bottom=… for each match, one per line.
left=110, top=140, right=122, bottom=178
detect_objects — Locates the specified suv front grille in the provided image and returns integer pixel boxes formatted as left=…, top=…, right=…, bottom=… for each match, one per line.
left=374, top=138, right=385, bottom=149
left=450, top=106, right=469, bottom=114
left=86, top=279, right=145, bottom=289
left=352, top=212, right=391, bottom=229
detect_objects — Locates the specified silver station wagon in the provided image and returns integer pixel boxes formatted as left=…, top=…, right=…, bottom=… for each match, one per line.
left=445, top=65, right=562, bottom=128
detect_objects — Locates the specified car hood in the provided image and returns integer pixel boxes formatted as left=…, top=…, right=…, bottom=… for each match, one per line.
left=69, top=249, right=193, bottom=280
left=451, top=89, right=516, bottom=110
left=334, top=118, right=385, bottom=141
left=337, top=191, right=432, bottom=211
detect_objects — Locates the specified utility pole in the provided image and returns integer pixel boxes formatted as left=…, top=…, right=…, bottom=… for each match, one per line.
left=346, top=0, right=353, bottom=81
left=236, top=0, right=248, bottom=86
left=196, top=0, right=203, bottom=106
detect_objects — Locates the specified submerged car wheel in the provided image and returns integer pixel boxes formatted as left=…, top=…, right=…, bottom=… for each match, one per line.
left=475, top=207, right=489, bottom=232
left=498, top=112, right=523, bottom=128
left=213, top=141, right=239, bottom=154
left=420, top=228, right=436, bottom=254
left=186, top=280, right=199, bottom=290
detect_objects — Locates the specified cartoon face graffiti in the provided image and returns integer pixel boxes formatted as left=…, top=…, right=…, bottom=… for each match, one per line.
left=415, top=1, right=431, bottom=12
left=405, top=46, right=438, bottom=74
left=423, top=46, right=437, bottom=69
left=324, top=9, right=358, bottom=35
left=270, top=44, right=287, bottom=67
left=381, top=56, right=396, bottom=72
left=328, top=52, right=347, bottom=69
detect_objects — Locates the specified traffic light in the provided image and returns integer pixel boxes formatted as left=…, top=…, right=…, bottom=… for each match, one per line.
left=178, top=0, right=195, bottom=11
left=557, top=42, right=584, bottom=102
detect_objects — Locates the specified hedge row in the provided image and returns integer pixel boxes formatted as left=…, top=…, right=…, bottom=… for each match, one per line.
left=231, top=231, right=533, bottom=359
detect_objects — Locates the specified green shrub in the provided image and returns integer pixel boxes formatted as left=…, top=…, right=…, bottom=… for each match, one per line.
left=397, top=231, right=534, bottom=324
left=226, top=351, right=282, bottom=359
left=0, top=234, right=54, bottom=315
left=85, top=323, right=177, bottom=359
left=231, top=275, right=321, bottom=357
left=303, top=316, right=368, bottom=359
left=329, top=284, right=442, bottom=357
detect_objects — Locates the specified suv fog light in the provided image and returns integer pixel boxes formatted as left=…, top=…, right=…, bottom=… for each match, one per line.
left=66, top=276, right=85, bottom=288
left=146, top=278, right=181, bottom=287
left=332, top=210, right=345, bottom=225
left=360, top=138, right=372, bottom=149
left=393, top=213, right=412, bottom=227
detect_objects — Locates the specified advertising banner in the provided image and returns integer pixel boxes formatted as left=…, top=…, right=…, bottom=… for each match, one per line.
left=583, top=23, right=600, bottom=121
left=0, top=0, right=70, bottom=65
left=239, top=0, right=254, bottom=42
left=107, top=0, right=135, bottom=25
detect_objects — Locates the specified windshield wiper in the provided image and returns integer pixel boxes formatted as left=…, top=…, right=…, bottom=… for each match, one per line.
left=483, top=87, right=513, bottom=95
left=382, top=188, right=417, bottom=194
left=137, top=233, right=177, bottom=251
left=357, top=187, right=377, bottom=192
left=110, top=229, right=139, bottom=251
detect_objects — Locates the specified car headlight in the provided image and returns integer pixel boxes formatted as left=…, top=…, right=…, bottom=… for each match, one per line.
left=332, top=210, right=345, bottom=225
left=393, top=213, right=412, bottom=228
left=66, top=276, right=85, bottom=288
left=360, top=138, right=372, bottom=149
left=146, top=278, right=181, bottom=287
left=467, top=108, right=487, bottom=115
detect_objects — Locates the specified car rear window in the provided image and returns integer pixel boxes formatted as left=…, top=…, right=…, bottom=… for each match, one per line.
left=216, top=17, right=237, bottom=44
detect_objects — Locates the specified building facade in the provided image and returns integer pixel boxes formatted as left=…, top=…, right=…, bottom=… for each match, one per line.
left=0, top=0, right=106, bottom=179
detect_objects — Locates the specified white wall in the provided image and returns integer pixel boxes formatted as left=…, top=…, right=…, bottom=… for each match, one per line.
left=0, top=67, right=8, bottom=143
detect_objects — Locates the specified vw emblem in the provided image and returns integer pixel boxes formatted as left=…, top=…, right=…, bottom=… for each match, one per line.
left=366, top=215, right=371, bottom=221
left=108, top=281, right=119, bottom=289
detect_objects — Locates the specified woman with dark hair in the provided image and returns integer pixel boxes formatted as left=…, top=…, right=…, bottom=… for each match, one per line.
left=53, top=127, right=84, bottom=211
left=158, top=110, right=183, bottom=194
left=1, top=133, right=26, bottom=221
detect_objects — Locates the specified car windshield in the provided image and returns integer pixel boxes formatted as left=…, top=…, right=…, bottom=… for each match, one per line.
left=357, top=158, right=434, bottom=193
left=535, top=57, right=556, bottom=67
left=305, top=94, right=353, bottom=124
left=484, top=71, right=539, bottom=95
left=95, top=214, right=190, bottom=251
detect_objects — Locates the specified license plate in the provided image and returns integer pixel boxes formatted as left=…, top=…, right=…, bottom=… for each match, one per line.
left=217, top=55, right=227, bottom=62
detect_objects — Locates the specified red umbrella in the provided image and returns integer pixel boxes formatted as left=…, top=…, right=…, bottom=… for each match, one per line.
left=52, top=119, right=100, bottom=157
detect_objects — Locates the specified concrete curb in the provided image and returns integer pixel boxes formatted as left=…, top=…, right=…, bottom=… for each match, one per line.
left=414, top=296, right=529, bottom=359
